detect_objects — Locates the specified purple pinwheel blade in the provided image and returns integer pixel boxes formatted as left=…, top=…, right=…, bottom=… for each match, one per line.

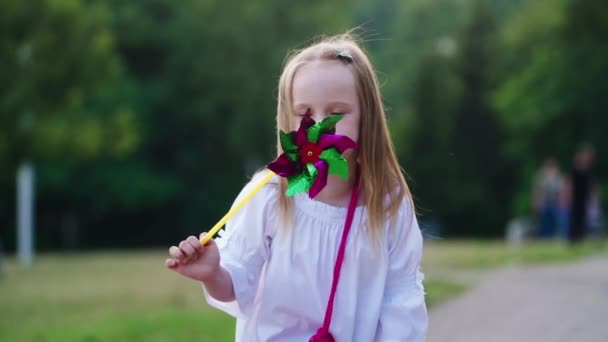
left=317, top=134, right=359, bottom=154
left=308, top=160, right=328, bottom=199
left=267, top=153, right=299, bottom=177
left=296, top=116, right=316, bottom=147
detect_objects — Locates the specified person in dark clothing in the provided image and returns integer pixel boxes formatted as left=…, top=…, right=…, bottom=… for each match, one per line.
left=568, top=144, right=596, bottom=243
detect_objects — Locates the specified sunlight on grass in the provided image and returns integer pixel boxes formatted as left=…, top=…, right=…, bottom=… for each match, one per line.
left=424, top=279, right=467, bottom=307
left=422, top=239, right=607, bottom=269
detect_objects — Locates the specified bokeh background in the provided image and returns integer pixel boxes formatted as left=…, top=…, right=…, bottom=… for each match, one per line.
left=0, top=0, right=606, bottom=341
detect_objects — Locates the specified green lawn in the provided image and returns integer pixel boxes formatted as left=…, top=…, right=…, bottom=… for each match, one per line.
left=0, top=251, right=236, bottom=341
left=422, top=239, right=608, bottom=269
left=0, top=239, right=605, bottom=341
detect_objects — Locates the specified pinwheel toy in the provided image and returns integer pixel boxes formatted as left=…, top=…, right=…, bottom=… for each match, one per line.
left=199, top=110, right=359, bottom=245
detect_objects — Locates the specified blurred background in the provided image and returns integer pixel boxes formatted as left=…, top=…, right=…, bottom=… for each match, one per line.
left=0, top=0, right=606, bottom=341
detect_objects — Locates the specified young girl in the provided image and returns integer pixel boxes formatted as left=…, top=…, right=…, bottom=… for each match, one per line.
left=166, top=34, right=428, bottom=341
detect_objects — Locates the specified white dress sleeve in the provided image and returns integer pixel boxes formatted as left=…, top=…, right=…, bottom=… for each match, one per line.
left=375, top=200, right=428, bottom=341
left=203, top=172, right=278, bottom=318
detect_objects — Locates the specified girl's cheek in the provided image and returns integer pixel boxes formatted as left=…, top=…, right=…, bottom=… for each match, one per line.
left=339, top=128, right=359, bottom=143
left=343, top=149, right=360, bottom=166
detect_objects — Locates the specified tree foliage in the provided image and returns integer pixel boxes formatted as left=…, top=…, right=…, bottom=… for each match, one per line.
left=1, top=0, right=606, bottom=248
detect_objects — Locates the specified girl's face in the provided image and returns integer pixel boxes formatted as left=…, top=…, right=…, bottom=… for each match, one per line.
left=291, top=60, right=361, bottom=147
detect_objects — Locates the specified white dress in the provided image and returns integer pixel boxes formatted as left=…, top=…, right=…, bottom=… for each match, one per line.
left=204, top=173, right=428, bottom=341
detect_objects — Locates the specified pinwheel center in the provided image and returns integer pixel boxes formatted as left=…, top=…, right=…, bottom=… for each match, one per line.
left=301, top=142, right=322, bottom=164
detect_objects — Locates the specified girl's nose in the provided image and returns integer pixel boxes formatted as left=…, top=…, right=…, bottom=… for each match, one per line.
left=309, top=110, right=326, bottom=123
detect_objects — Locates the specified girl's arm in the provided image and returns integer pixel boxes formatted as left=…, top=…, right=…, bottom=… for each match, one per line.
left=202, top=266, right=236, bottom=302
left=375, top=200, right=428, bottom=341
left=202, top=173, right=279, bottom=317
left=166, top=235, right=235, bottom=302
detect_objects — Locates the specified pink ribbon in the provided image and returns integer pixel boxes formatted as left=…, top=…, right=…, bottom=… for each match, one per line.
left=309, top=167, right=360, bottom=341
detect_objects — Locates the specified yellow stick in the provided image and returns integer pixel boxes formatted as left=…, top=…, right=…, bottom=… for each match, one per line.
left=200, top=171, right=276, bottom=245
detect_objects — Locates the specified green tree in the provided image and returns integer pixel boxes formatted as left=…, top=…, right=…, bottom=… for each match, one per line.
left=494, top=0, right=608, bottom=216
left=395, top=0, right=512, bottom=237
left=0, top=0, right=137, bottom=168
left=404, top=52, right=462, bottom=231
left=0, top=0, right=138, bottom=248
left=99, top=0, right=356, bottom=246
left=447, top=0, right=512, bottom=236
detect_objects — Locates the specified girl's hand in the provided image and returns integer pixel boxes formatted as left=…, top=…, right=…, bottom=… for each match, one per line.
left=165, top=233, right=220, bottom=282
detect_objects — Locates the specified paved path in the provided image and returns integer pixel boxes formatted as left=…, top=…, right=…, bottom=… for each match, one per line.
left=427, top=254, right=608, bottom=342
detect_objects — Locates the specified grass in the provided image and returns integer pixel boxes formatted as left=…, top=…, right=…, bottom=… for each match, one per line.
left=422, top=239, right=608, bottom=269
left=423, top=279, right=467, bottom=307
left=0, top=251, right=235, bottom=342
left=0, top=239, right=605, bottom=341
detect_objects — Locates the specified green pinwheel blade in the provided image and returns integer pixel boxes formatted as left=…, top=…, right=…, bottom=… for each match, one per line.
left=280, top=130, right=298, bottom=153
left=307, top=124, right=321, bottom=144
left=305, top=162, right=318, bottom=179
left=319, top=147, right=349, bottom=180
left=307, top=115, right=344, bottom=143
left=286, top=172, right=312, bottom=196
left=287, top=151, right=298, bottom=162
left=319, top=115, right=343, bottom=133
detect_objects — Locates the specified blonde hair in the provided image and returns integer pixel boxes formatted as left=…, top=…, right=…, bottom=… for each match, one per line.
left=275, top=33, right=412, bottom=240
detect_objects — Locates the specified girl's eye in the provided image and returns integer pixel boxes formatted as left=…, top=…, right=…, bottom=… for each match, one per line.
left=294, top=110, right=344, bottom=117
left=295, top=108, right=312, bottom=117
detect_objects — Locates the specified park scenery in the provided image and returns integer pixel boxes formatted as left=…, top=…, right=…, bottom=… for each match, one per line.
left=1, top=0, right=607, bottom=341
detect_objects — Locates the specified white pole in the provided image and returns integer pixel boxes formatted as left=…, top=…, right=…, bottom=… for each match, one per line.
left=17, top=161, right=35, bottom=267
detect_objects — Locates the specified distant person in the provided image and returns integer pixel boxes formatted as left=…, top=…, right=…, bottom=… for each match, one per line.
left=532, top=158, right=563, bottom=238
left=586, top=184, right=604, bottom=237
left=568, top=144, right=596, bottom=243
left=165, top=35, right=427, bottom=341
left=557, top=177, right=571, bottom=239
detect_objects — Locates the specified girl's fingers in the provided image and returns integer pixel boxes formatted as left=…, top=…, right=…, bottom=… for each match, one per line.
left=179, top=240, right=197, bottom=260
left=186, top=235, right=205, bottom=253
left=169, top=246, right=185, bottom=261
left=199, top=232, right=211, bottom=245
left=202, top=236, right=217, bottom=250
left=166, top=234, right=215, bottom=271
left=165, top=258, right=178, bottom=269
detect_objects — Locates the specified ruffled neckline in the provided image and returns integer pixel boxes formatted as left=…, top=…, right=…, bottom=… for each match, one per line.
left=293, top=192, right=364, bottom=225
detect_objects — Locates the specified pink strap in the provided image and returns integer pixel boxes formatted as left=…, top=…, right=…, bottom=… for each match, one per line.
left=310, top=168, right=360, bottom=342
